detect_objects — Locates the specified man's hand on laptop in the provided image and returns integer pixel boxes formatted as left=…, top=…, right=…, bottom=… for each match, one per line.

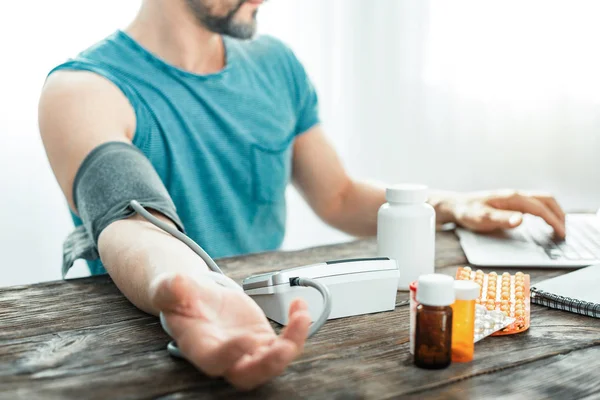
left=434, top=190, right=566, bottom=238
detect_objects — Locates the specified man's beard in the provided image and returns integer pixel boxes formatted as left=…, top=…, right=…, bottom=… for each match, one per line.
left=185, top=0, right=258, bottom=39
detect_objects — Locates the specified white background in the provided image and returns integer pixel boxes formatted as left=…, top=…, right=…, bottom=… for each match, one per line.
left=1, top=0, right=600, bottom=287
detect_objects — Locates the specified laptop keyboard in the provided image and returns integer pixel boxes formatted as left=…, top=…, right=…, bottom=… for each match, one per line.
left=511, top=217, right=600, bottom=261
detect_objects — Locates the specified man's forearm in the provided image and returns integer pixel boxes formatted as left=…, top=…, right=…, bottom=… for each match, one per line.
left=98, top=214, right=209, bottom=315
left=322, top=180, right=385, bottom=236
left=325, top=181, right=459, bottom=236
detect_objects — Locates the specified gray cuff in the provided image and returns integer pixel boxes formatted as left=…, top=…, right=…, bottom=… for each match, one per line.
left=62, top=141, right=184, bottom=278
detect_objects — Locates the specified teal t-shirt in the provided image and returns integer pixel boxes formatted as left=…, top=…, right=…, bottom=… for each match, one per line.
left=50, top=31, right=320, bottom=275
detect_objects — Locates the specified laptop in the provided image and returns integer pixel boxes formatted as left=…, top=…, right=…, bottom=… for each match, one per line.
left=456, top=211, right=600, bottom=267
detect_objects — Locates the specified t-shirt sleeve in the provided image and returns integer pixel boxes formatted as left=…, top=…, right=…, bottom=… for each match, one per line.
left=293, top=66, right=320, bottom=136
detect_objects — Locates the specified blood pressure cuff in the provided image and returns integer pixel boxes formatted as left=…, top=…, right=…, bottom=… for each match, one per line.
left=62, top=141, right=184, bottom=278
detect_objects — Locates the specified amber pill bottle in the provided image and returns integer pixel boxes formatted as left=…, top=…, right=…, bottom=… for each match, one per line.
left=414, top=274, right=455, bottom=369
left=451, top=280, right=480, bottom=362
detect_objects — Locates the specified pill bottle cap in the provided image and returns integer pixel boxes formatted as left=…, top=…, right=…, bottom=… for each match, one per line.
left=386, top=184, right=428, bottom=204
left=409, top=281, right=418, bottom=292
left=416, top=274, right=455, bottom=306
left=454, top=280, right=480, bottom=300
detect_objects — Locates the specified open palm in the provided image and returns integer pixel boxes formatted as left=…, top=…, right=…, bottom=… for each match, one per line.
left=152, top=274, right=311, bottom=390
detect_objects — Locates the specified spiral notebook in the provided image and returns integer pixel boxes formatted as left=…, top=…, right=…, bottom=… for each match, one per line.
left=530, top=264, right=600, bottom=318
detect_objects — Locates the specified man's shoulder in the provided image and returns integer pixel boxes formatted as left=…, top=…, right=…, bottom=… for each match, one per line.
left=48, top=31, right=139, bottom=81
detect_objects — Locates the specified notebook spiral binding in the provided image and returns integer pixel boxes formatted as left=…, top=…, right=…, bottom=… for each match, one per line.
left=530, top=287, right=600, bottom=318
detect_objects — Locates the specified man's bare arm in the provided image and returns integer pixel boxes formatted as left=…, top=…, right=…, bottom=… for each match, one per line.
left=292, top=126, right=566, bottom=237
left=39, top=71, right=311, bottom=388
left=291, top=126, right=384, bottom=236
left=38, top=70, right=208, bottom=314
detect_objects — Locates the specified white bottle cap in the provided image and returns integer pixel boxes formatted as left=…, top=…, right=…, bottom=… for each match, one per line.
left=386, top=184, right=428, bottom=204
left=416, top=274, right=455, bottom=306
left=454, top=280, right=480, bottom=300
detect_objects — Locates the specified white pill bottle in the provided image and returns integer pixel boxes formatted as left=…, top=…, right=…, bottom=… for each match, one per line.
left=377, top=184, right=436, bottom=290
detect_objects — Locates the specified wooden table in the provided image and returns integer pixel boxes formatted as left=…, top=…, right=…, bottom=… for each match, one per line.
left=1, top=232, right=599, bottom=399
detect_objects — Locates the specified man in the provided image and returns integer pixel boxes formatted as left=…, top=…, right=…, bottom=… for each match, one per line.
left=38, top=0, right=566, bottom=390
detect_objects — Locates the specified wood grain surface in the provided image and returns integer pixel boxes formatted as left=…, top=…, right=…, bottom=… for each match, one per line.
left=1, top=232, right=599, bottom=400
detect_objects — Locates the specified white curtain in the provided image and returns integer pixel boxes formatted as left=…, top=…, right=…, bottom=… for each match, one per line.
left=266, top=0, right=600, bottom=250
left=0, top=1, right=142, bottom=286
left=2, top=0, right=599, bottom=286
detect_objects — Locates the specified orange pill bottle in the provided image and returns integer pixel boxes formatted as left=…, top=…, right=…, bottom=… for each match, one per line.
left=451, top=280, right=480, bottom=362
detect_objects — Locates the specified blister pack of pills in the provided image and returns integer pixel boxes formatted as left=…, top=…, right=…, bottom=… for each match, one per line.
left=456, top=267, right=531, bottom=335
left=473, top=304, right=515, bottom=342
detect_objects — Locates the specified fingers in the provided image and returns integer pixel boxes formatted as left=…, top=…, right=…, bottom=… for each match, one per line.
left=281, top=299, right=312, bottom=350
left=287, top=297, right=308, bottom=317
left=534, top=194, right=566, bottom=224
left=225, top=340, right=299, bottom=391
left=155, top=284, right=310, bottom=391
left=224, top=300, right=311, bottom=391
left=488, top=193, right=566, bottom=238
